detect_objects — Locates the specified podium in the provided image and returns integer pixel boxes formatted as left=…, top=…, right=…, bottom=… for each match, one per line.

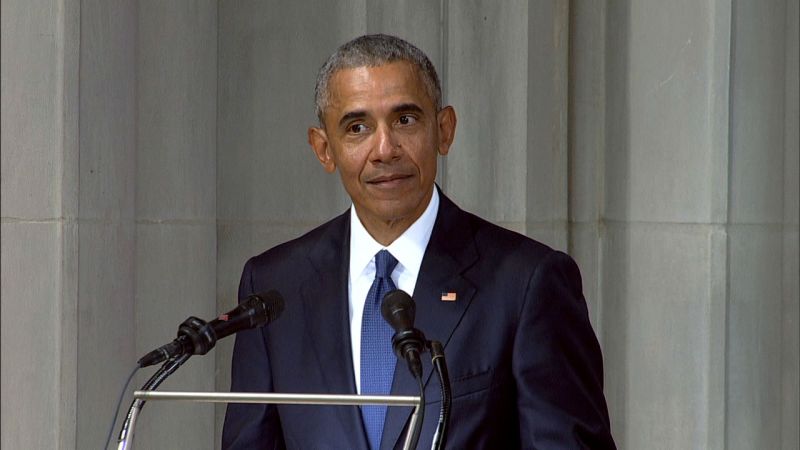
left=117, top=390, right=422, bottom=450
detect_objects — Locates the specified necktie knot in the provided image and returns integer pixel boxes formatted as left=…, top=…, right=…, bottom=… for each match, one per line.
left=374, top=249, right=398, bottom=282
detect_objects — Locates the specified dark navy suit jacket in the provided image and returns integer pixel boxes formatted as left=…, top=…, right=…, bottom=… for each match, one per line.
left=222, top=193, right=615, bottom=449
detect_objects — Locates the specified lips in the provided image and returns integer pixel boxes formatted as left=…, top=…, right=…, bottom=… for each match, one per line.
left=366, top=173, right=413, bottom=185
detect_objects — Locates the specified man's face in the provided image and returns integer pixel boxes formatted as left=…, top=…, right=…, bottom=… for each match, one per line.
left=308, top=61, right=456, bottom=238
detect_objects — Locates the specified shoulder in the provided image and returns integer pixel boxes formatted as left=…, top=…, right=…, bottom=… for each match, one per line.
left=438, top=196, right=579, bottom=289
left=452, top=205, right=557, bottom=263
left=242, top=210, right=349, bottom=279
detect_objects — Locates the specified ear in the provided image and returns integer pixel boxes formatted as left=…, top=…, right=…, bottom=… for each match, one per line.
left=308, top=127, right=336, bottom=173
left=436, top=106, right=457, bottom=156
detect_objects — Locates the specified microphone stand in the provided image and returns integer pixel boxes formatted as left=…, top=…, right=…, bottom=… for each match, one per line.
left=117, top=313, right=216, bottom=449
left=402, top=339, right=451, bottom=450
left=116, top=353, right=191, bottom=449
left=428, top=341, right=451, bottom=450
left=407, top=375, right=425, bottom=450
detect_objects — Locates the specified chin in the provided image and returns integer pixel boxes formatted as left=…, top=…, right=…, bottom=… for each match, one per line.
left=371, top=204, right=416, bottom=223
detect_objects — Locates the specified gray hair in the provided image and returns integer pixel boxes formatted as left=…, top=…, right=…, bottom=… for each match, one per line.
left=314, top=34, right=442, bottom=124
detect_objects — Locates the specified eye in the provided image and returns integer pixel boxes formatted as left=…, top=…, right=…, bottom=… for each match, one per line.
left=347, top=123, right=368, bottom=134
left=397, top=115, right=417, bottom=126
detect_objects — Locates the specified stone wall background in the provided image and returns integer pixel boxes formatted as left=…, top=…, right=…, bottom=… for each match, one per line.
left=2, top=1, right=797, bottom=448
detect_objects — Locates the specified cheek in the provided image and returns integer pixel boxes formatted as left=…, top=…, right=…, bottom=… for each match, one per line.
left=335, top=146, right=368, bottom=180
left=404, top=136, right=440, bottom=173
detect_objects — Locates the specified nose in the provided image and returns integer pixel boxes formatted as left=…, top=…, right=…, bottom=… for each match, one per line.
left=372, top=123, right=401, bottom=163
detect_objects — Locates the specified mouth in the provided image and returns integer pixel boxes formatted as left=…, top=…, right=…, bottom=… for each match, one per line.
left=366, top=173, right=413, bottom=188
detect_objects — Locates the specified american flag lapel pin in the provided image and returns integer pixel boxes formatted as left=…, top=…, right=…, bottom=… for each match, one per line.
left=440, top=291, right=457, bottom=302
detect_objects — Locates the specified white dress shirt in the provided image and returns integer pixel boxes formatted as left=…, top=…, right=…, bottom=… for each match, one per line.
left=348, top=189, right=439, bottom=394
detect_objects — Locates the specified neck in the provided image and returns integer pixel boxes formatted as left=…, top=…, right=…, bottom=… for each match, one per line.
left=361, top=218, right=413, bottom=246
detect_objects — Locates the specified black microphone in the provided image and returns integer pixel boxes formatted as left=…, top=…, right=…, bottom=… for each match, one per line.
left=138, top=291, right=285, bottom=367
left=381, top=289, right=426, bottom=379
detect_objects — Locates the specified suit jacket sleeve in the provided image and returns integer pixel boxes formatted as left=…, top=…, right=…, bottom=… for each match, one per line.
left=514, top=250, right=615, bottom=449
left=221, top=258, right=286, bottom=449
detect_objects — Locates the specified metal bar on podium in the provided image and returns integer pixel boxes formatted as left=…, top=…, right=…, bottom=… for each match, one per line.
left=119, top=391, right=422, bottom=450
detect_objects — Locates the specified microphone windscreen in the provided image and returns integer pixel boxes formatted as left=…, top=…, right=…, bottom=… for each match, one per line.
left=381, top=289, right=415, bottom=332
left=249, top=290, right=285, bottom=325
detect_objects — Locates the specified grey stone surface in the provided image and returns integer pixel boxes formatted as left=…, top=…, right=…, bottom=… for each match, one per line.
left=525, top=0, right=569, bottom=237
left=1, top=223, right=63, bottom=449
left=74, top=2, right=138, bottom=449
left=567, top=1, right=606, bottom=342
left=787, top=0, right=800, bottom=228
left=75, top=222, right=136, bottom=449
left=782, top=3, right=799, bottom=449
left=444, top=0, right=529, bottom=223
left=729, top=0, right=789, bottom=225
left=366, top=1, right=442, bottom=72
left=726, top=226, right=785, bottom=450
left=137, top=1, right=217, bottom=221
left=1, top=1, right=80, bottom=449
left=0, top=0, right=60, bottom=219
left=78, top=0, right=137, bottom=222
left=2, top=1, right=798, bottom=449
left=567, top=223, right=604, bottom=334
left=217, top=0, right=356, bottom=225
left=783, top=229, right=800, bottom=450
left=601, top=223, right=720, bottom=449
left=568, top=0, right=605, bottom=224
left=604, top=0, right=724, bottom=224
left=135, top=223, right=217, bottom=449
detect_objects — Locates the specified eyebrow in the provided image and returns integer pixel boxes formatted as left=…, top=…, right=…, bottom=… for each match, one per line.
left=391, top=103, right=424, bottom=114
left=338, top=110, right=367, bottom=128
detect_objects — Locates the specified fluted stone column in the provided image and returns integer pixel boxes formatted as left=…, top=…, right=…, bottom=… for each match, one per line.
left=570, top=0, right=799, bottom=448
left=133, top=2, right=218, bottom=448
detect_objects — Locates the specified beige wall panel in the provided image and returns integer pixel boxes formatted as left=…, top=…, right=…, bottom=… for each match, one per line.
left=604, top=0, right=722, bottom=224
left=785, top=0, right=800, bottom=228
left=1, top=224, right=63, bottom=449
left=726, top=226, right=784, bottom=449
left=135, top=224, right=217, bottom=449
left=0, top=0, right=60, bottom=219
left=217, top=0, right=362, bottom=226
left=568, top=223, right=604, bottom=335
left=783, top=229, right=799, bottom=450
left=568, top=0, right=605, bottom=224
left=1, top=0, right=80, bottom=447
left=782, top=3, right=800, bottom=448
left=729, top=0, right=788, bottom=224
left=601, top=224, right=718, bottom=449
left=78, top=0, right=137, bottom=221
left=137, top=1, right=217, bottom=221
left=444, top=0, right=529, bottom=223
left=76, top=222, right=136, bottom=449
left=366, top=1, right=442, bottom=71
left=525, top=0, right=569, bottom=251
left=523, top=223, right=569, bottom=253
left=76, top=1, right=138, bottom=448
left=568, top=1, right=606, bottom=344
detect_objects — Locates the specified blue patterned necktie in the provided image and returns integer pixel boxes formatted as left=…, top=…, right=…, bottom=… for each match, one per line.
left=360, top=249, right=399, bottom=450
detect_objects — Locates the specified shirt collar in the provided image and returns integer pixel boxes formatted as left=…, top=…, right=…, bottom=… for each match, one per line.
left=349, top=188, right=440, bottom=278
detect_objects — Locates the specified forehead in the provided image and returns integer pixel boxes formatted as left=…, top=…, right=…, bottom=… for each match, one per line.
left=324, top=61, right=434, bottom=119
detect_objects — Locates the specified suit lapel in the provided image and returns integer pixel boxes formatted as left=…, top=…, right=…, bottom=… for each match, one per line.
left=300, top=212, right=370, bottom=449
left=381, top=193, right=479, bottom=450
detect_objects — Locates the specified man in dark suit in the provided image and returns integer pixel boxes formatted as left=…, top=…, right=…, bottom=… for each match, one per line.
left=222, top=34, right=615, bottom=449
